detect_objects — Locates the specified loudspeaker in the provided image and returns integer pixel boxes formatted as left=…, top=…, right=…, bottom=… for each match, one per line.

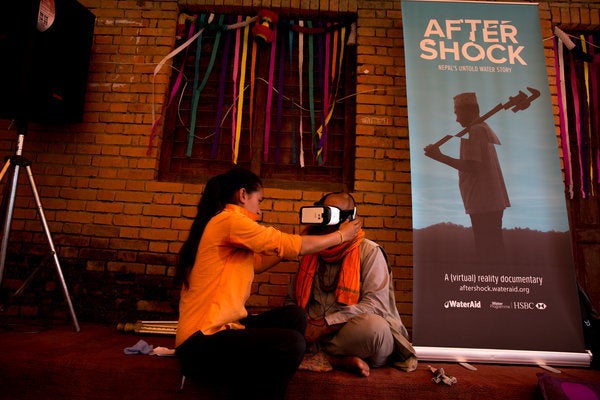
left=0, top=0, right=95, bottom=124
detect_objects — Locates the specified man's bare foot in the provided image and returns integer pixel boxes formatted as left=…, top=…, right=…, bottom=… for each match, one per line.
left=327, top=355, right=370, bottom=377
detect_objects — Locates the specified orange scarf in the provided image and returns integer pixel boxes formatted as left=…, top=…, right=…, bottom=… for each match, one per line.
left=295, top=230, right=365, bottom=308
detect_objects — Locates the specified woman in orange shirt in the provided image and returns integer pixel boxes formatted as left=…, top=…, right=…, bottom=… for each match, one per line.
left=174, top=167, right=361, bottom=400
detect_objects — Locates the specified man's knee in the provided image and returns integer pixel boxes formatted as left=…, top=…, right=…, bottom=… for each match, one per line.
left=353, top=314, right=394, bottom=365
left=348, top=314, right=390, bottom=336
left=326, top=314, right=394, bottom=366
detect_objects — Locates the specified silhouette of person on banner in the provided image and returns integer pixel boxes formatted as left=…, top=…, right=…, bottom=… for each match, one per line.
left=424, top=92, right=510, bottom=261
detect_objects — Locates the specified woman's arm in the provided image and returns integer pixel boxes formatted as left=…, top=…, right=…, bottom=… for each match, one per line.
left=299, top=218, right=362, bottom=255
left=254, top=218, right=362, bottom=272
left=254, top=254, right=283, bottom=274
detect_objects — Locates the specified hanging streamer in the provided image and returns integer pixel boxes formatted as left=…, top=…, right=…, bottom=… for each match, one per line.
left=291, top=20, right=353, bottom=165
left=149, top=14, right=258, bottom=157
left=153, top=13, right=354, bottom=169
left=276, top=28, right=286, bottom=163
left=298, top=20, right=305, bottom=168
left=313, top=24, right=346, bottom=165
left=167, top=16, right=196, bottom=111
left=331, top=28, right=338, bottom=81
left=554, top=38, right=573, bottom=198
left=314, top=27, right=324, bottom=165
left=148, top=16, right=196, bottom=155
left=553, top=30, right=600, bottom=198
left=187, top=15, right=225, bottom=157
left=568, top=51, right=586, bottom=198
left=186, top=14, right=207, bottom=157
left=316, top=26, right=347, bottom=142
left=263, top=24, right=278, bottom=161
left=580, top=35, right=594, bottom=197
left=233, top=17, right=251, bottom=164
left=148, top=14, right=214, bottom=155
left=307, top=21, right=317, bottom=164
left=211, top=17, right=234, bottom=159
left=231, top=15, right=242, bottom=163
left=317, top=26, right=331, bottom=165
left=589, top=34, right=600, bottom=186
left=248, top=40, right=257, bottom=157
left=289, top=21, right=296, bottom=165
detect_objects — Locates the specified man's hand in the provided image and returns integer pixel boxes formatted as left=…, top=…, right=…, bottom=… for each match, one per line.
left=305, top=318, right=342, bottom=342
left=424, top=144, right=443, bottom=160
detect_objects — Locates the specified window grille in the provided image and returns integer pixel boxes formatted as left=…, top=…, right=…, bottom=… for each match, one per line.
left=159, top=12, right=357, bottom=191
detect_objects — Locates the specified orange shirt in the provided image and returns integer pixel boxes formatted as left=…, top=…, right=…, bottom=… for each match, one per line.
left=175, top=204, right=303, bottom=347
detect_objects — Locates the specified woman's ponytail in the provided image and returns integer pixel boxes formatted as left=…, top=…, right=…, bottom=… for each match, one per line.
left=174, top=168, right=263, bottom=288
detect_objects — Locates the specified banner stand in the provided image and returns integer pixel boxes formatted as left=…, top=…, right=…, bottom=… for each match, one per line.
left=415, top=346, right=591, bottom=369
left=402, top=0, right=589, bottom=369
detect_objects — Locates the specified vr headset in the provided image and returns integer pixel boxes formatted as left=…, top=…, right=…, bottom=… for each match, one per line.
left=300, top=206, right=356, bottom=225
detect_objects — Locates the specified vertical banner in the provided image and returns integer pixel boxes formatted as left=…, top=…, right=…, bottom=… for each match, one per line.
left=402, top=0, right=590, bottom=365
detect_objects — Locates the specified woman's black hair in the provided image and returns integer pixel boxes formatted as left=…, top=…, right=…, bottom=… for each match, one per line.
left=174, top=168, right=263, bottom=288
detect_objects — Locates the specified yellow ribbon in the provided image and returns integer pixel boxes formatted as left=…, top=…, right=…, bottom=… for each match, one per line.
left=233, top=17, right=251, bottom=164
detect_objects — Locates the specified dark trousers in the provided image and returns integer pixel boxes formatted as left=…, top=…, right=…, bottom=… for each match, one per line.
left=470, top=210, right=505, bottom=262
left=176, top=305, right=307, bottom=400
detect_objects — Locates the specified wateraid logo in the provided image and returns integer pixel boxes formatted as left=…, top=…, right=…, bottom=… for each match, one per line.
left=444, top=300, right=481, bottom=309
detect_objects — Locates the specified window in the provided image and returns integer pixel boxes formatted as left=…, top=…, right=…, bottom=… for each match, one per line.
left=159, top=11, right=357, bottom=191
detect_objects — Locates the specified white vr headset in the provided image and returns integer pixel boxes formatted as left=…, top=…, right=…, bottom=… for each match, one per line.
left=299, top=206, right=357, bottom=225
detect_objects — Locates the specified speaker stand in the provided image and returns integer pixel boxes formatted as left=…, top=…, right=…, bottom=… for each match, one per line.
left=0, top=122, right=80, bottom=332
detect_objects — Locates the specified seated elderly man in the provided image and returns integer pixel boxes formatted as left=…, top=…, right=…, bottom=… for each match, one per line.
left=287, top=192, right=416, bottom=376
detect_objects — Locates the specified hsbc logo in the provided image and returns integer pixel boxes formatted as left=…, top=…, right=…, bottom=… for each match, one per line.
left=512, top=302, right=547, bottom=310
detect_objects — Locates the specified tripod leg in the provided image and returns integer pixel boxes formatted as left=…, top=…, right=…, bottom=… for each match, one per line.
left=0, top=162, right=20, bottom=284
left=0, top=158, right=12, bottom=182
left=24, top=165, right=81, bottom=332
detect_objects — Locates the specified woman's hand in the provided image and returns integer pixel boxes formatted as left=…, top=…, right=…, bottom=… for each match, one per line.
left=338, top=218, right=362, bottom=243
left=299, top=218, right=362, bottom=255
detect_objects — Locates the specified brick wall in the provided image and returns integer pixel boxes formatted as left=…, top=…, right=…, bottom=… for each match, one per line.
left=0, top=0, right=598, bottom=329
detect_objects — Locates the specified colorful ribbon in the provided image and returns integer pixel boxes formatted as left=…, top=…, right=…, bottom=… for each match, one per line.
left=298, top=20, right=305, bottom=168
left=248, top=39, right=257, bottom=157
left=152, top=13, right=354, bottom=173
left=186, top=14, right=207, bottom=157
left=318, top=26, right=331, bottom=164
left=589, top=34, right=600, bottom=187
left=554, top=37, right=573, bottom=198
left=316, top=25, right=346, bottom=143
left=148, top=14, right=213, bottom=155
left=231, top=15, right=242, bottom=163
left=289, top=20, right=296, bottom=164
left=580, top=35, right=594, bottom=197
left=233, top=17, right=251, bottom=164
left=569, top=50, right=587, bottom=198
left=276, top=27, right=286, bottom=163
left=307, top=21, right=317, bottom=164
left=263, top=24, right=278, bottom=161
left=211, top=17, right=233, bottom=158
left=554, top=32, right=600, bottom=198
